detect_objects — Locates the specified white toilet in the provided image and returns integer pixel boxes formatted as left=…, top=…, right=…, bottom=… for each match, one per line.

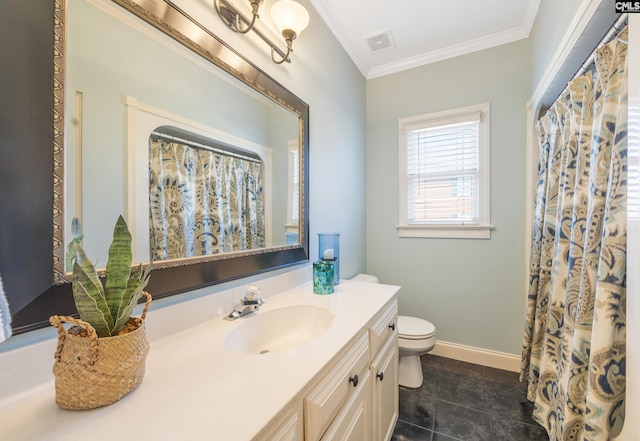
left=397, top=315, right=436, bottom=388
left=350, top=274, right=436, bottom=388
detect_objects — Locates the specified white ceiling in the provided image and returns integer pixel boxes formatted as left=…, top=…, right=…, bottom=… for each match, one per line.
left=308, top=0, right=541, bottom=79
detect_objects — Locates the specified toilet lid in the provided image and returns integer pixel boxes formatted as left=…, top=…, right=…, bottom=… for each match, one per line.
left=398, top=315, right=435, bottom=340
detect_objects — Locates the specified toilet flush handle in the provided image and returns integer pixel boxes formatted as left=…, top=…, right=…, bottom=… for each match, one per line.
left=389, top=323, right=395, bottom=331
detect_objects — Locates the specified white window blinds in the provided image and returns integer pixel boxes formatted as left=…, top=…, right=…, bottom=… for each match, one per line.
left=290, top=147, right=300, bottom=225
left=398, top=103, right=492, bottom=239
left=406, top=118, right=480, bottom=224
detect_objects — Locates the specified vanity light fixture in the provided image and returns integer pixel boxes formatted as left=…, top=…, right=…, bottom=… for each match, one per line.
left=213, top=0, right=309, bottom=64
left=269, top=0, right=309, bottom=64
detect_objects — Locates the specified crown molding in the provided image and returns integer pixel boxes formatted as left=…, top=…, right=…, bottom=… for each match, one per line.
left=311, top=0, right=541, bottom=79
left=367, top=25, right=530, bottom=79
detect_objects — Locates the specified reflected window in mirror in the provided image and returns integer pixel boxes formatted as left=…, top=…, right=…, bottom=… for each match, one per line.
left=286, top=140, right=300, bottom=244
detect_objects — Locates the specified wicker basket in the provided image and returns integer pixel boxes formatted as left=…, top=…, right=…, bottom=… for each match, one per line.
left=49, top=292, right=152, bottom=410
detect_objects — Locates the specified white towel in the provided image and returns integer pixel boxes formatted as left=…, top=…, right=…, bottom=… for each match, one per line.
left=0, top=274, right=12, bottom=342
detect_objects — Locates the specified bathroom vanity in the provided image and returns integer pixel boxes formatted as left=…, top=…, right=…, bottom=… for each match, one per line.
left=0, top=278, right=399, bottom=441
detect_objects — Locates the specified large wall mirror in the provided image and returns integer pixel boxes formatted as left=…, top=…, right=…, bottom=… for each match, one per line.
left=11, top=0, right=309, bottom=334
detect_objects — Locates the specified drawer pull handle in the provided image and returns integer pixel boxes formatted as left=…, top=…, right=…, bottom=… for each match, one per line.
left=389, top=323, right=396, bottom=331
left=349, top=374, right=359, bottom=387
left=377, top=372, right=384, bottom=381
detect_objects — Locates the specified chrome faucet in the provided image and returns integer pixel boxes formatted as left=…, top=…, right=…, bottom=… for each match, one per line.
left=224, top=284, right=266, bottom=320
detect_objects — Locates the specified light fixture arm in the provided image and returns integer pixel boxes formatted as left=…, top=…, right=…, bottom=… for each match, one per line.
left=271, top=29, right=296, bottom=64
left=235, top=0, right=262, bottom=34
left=214, top=0, right=263, bottom=35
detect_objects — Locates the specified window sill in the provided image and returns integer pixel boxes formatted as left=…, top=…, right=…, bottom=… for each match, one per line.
left=396, top=224, right=495, bottom=239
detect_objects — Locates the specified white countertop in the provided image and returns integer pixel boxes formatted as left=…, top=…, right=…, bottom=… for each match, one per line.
left=0, top=280, right=398, bottom=441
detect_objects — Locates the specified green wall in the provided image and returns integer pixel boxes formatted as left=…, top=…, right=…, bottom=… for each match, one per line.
left=530, top=0, right=584, bottom=90
left=366, top=39, right=531, bottom=354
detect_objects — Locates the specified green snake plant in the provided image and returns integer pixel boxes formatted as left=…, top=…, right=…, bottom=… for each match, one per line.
left=69, top=215, right=152, bottom=337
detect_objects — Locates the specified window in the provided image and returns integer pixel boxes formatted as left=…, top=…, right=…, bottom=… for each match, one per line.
left=398, top=103, right=493, bottom=239
left=285, top=140, right=300, bottom=243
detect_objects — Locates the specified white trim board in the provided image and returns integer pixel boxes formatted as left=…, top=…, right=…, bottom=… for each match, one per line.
left=429, top=340, right=521, bottom=373
left=531, top=0, right=619, bottom=112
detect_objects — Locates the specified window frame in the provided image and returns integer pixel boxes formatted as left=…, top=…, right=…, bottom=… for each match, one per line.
left=285, top=139, right=300, bottom=242
left=397, top=103, right=493, bottom=239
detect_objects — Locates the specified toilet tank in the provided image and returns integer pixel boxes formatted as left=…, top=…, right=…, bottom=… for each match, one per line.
left=350, top=274, right=379, bottom=283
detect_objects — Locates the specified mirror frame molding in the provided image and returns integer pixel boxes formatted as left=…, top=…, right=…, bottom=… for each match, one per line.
left=13, top=0, right=309, bottom=334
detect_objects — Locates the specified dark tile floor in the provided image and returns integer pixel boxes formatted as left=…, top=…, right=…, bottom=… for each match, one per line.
left=391, top=354, right=549, bottom=441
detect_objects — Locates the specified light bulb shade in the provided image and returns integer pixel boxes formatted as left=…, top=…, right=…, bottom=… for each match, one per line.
left=270, top=0, right=309, bottom=37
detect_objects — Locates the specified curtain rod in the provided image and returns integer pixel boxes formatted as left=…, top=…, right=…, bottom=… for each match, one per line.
left=150, top=131, right=262, bottom=164
left=573, top=13, right=628, bottom=80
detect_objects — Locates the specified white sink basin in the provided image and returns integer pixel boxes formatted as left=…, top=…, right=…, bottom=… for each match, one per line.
left=224, top=305, right=334, bottom=354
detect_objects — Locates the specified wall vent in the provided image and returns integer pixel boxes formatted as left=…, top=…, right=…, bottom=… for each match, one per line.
left=365, top=29, right=395, bottom=53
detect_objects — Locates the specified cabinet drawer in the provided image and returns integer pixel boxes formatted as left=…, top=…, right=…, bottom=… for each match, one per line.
left=304, top=332, right=370, bottom=441
left=320, top=371, right=370, bottom=441
left=368, top=302, right=398, bottom=359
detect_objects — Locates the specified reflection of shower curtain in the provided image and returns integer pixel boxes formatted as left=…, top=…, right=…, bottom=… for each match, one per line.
left=149, top=139, right=265, bottom=260
left=520, top=27, right=628, bottom=441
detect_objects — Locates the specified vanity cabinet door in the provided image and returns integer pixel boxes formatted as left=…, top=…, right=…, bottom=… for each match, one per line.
left=370, top=331, right=399, bottom=441
left=304, top=332, right=370, bottom=441
left=260, top=404, right=303, bottom=441
left=320, top=371, right=371, bottom=441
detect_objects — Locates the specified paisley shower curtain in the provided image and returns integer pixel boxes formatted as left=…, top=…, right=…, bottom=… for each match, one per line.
left=520, top=26, right=628, bottom=441
left=149, top=139, right=265, bottom=260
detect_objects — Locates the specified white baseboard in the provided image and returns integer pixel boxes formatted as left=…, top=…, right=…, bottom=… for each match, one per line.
left=429, top=340, right=521, bottom=373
